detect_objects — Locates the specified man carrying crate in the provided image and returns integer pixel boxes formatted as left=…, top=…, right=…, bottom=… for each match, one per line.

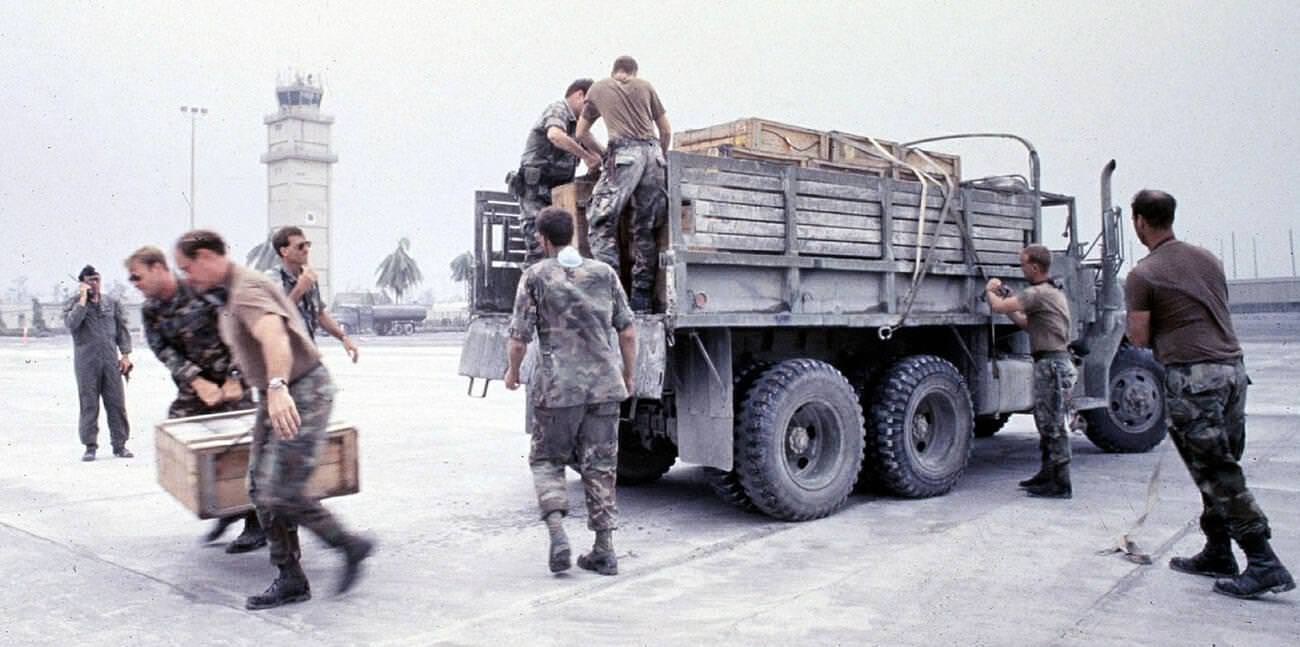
left=126, top=245, right=266, bottom=554
left=174, top=230, right=373, bottom=610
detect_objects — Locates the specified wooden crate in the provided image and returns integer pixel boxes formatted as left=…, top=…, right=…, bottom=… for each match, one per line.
left=550, top=178, right=596, bottom=258
left=828, top=132, right=961, bottom=183
left=675, top=118, right=830, bottom=161
left=155, top=410, right=360, bottom=519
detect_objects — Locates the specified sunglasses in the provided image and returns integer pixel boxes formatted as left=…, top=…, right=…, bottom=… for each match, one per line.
left=128, top=274, right=142, bottom=283
left=296, top=241, right=312, bottom=250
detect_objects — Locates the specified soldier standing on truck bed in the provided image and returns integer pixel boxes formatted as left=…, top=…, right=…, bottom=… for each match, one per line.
left=126, top=245, right=266, bottom=554
left=574, top=55, right=672, bottom=313
left=269, top=226, right=359, bottom=362
left=510, top=78, right=602, bottom=267
left=1125, top=189, right=1293, bottom=599
left=504, top=207, right=637, bottom=576
left=986, top=244, right=1077, bottom=499
left=174, top=230, right=374, bottom=610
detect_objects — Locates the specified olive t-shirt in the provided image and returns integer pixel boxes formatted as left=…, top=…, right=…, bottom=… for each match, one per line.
left=219, top=264, right=322, bottom=388
left=582, top=77, right=665, bottom=142
left=1017, top=283, right=1071, bottom=354
left=1125, top=239, right=1241, bottom=365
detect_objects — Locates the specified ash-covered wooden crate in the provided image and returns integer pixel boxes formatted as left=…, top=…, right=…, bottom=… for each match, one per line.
left=673, top=118, right=961, bottom=184
left=674, top=117, right=831, bottom=161
left=155, top=410, right=360, bottom=519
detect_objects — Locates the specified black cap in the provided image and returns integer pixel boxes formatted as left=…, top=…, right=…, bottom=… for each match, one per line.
left=78, top=265, right=98, bottom=281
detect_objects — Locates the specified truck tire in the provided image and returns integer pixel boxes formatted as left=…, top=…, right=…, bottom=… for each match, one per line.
left=734, top=359, right=865, bottom=521
left=617, top=432, right=676, bottom=485
left=706, top=360, right=771, bottom=513
left=973, top=414, right=1012, bottom=438
left=1083, top=346, right=1167, bottom=453
left=867, top=355, right=973, bottom=498
left=616, top=401, right=676, bottom=485
left=376, top=322, right=390, bottom=336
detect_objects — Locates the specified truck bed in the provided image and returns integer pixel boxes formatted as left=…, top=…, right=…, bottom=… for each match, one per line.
left=472, top=151, right=1038, bottom=329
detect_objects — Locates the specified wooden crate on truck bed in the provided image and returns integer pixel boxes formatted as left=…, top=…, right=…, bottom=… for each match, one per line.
left=155, top=410, right=360, bottom=519
left=673, top=117, right=961, bottom=183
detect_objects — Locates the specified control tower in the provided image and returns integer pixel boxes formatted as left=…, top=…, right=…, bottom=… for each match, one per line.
left=261, top=73, right=338, bottom=300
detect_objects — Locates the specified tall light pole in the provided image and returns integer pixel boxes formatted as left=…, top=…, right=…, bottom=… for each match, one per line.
left=180, top=105, right=208, bottom=229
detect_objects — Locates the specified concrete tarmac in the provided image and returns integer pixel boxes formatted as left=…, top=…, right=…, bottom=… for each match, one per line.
left=1, top=329, right=1296, bottom=646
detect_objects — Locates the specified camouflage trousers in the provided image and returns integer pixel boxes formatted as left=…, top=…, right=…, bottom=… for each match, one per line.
left=516, top=181, right=552, bottom=267
left=528, top=401, right=620, bottom=531
left=248, top=364, right=355, bottom=566
left=1165, top=359, right=1270, bottom=541
left=1032, top=355, right=1077, bottom=466
left=587, top=140, right=667, bottom=298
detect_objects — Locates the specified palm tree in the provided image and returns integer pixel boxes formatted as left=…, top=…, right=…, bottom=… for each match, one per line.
left=375, top=237, right=423, bottom=303
left=449, top=251, right=474, bottom=302
left=246, top=233, right=280, bottom=271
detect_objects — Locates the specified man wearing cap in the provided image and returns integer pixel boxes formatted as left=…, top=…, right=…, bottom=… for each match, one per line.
left=62, top=264, right=133, bottom=461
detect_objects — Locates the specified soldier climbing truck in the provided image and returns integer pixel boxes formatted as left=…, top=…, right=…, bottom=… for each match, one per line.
left=459, top=129, right=1167, bottom=521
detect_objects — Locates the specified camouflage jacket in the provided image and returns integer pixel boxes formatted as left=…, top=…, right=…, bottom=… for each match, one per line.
left=509, top=251, right=633, bottom=408
left=518, top=99, right=579, bottom=186
left=142, top=281, right=237, bottom=388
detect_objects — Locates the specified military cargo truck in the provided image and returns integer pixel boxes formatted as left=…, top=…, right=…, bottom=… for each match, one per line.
left=459, top=133, right=1166, bottom=521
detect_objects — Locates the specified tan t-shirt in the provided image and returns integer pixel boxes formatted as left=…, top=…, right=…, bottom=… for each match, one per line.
left=1018, top=283, right=1071, bottom=354
left=219, top=264, right=321, bottom=388
left=582, top=76, right=665, bottom=142
left=1125, top=239, right=1241, bottom=365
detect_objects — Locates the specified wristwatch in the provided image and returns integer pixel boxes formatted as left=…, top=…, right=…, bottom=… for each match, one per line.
left=267, top=377, right=289, bottom=391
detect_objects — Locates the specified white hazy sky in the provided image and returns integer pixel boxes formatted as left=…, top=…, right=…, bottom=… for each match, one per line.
left=2, top=0, right=1298, bottom=302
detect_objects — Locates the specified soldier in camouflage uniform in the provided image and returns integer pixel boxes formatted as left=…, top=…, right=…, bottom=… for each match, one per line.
left=987, top=244, right=1077, bottom=498
left=510, top=79, right=601, bottom=266
left=63, top=264, right=133, bottom=461
left=1126, top=190, right=1292, bottom=599
left=505, top=207, right=638, bottom=575
left=174, top=230, right=373, bottom=610
left=575, top=56, right=672, bottom=313
left=127, top=246, right=266, bottom=553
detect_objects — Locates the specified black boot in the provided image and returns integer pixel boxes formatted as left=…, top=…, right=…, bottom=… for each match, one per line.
left=245, top=563, right=311, bottom=610
left=577, top=551, right=618, bottom=575
left=337, top=535, right=375, bottom=595
left=1170, top=523, right=1238, bottom=578
left=82, top=445, right=97, bottom=462
left=1213, top=533, right=1295, bottom=599
left=1025, top=463, right=1072, bottom=499
left=1019, top=448, right=1051, bottom=488
left=577, top=530, right=618, bottom=575
left=203, top=515, right=240, bottom=543
left=226, top=512, right=268, bottom=554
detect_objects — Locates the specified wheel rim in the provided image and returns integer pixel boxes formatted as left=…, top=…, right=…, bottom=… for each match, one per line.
left=906, top=384, right=961, bottom=475
left=1108, top=367, right=1161, bottom=434
left=781, top=400, right=844, bottom=491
